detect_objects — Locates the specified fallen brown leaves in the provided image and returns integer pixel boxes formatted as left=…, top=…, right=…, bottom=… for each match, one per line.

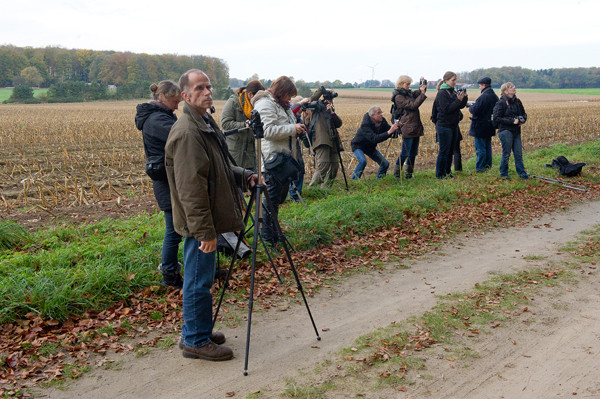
left=1, top=178, right=598, bottom=396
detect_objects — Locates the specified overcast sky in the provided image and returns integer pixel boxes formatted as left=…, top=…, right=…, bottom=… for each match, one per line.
left=2, top=0, right=599, bottom=83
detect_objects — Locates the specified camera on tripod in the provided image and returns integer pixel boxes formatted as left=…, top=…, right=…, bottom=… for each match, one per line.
left=248, top=109, right=264, bottom=139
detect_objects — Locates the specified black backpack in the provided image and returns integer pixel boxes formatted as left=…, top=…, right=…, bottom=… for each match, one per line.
left=549, top=156, right=586, bottom=177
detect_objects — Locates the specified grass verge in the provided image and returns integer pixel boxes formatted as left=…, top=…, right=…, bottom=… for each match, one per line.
left=0, top=140, right=598, bottom=324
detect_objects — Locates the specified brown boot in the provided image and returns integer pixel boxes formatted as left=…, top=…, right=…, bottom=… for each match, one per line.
left=181, top=341, right=233, bottom=361
left=179, top=332, right=226, bottom=349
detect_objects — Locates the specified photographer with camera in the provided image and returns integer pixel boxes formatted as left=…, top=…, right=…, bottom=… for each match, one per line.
left=165, top=70, right=259, bottom=361
left=391, top=75, right=427, bottom=179
left=468, top=77, right=499, bottom=172
left=431, top=71, right=468, bottom=179
left=251, top=76, right=305, bottom=246
left=303, top=87, right=343, bottom=187
left=220, top=80, right=265, bottom=171
left=493, top=82, right=529, bottom=180
left=135, top=80, right=183, bottom=289
left=350, top=106, right=401, bottom=179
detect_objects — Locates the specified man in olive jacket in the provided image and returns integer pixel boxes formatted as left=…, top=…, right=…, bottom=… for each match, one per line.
left=305, top=87, right=343, bottom=187
left=165, top=69, right=258, bottom=361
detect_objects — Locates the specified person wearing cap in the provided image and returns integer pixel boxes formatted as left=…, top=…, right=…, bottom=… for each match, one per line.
left=304, top=87, right=343, bottom=187
left=468, top=77, right=499, bottom=172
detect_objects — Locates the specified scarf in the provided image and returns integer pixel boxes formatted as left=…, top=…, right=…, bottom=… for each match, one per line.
left=440, top=83, right=452, bottom=90
left=238, top=90, right=253, bottom=119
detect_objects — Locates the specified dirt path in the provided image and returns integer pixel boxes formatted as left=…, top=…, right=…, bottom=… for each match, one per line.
left=40, top=201, right=600, bottom=399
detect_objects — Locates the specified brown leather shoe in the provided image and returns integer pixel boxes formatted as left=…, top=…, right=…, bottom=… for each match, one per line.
left=178, top=332, right=226, bottom=349
left=210, top=331, right=226, bottom=345
left=181, top=341, right=233, bottom=361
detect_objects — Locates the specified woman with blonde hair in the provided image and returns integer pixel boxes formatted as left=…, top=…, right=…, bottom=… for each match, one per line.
left=391, top=75, right=427, bottom=179
left=493, top=82, right=528, bottom=179
left=431, top=71, right=468, bottom=178
left=135, top=80, right=183, bottom=288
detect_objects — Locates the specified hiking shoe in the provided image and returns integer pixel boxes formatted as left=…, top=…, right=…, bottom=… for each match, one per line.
left=179, top=332, right=226, bottom=349
left=181, top=341, right=233, bottom=361
left=519, top=174, right=530, bottom=180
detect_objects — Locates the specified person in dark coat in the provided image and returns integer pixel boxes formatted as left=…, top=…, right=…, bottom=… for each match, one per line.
left=135, top=81, right=183, bottom=289
left=493, top=82, right=529, bottom=180
left=350, top=106, right=401, bottom=179
left=468, top=77, right=499, bottom=172
left=431, top=71, right=468, bottom=179
left=392, top=75, right=427, bottom=179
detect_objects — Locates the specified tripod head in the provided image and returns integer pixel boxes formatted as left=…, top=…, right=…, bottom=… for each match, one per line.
left=248, top=109, right=264, bottom=139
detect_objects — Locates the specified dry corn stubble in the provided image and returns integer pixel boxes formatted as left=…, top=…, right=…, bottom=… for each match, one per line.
left=1, top=92, right=599, bottom=211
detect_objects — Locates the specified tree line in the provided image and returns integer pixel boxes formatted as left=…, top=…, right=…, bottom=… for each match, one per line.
left=457, top=66, right=600, bottom=89
left=0, top=45, right=231, bottom=102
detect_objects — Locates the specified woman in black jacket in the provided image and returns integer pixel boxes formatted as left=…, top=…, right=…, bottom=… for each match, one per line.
left=135, top=81, right=183, bottom=288
left=493, top=82, right=528, bottom=179
left=431, top=71, right=468, bottom=178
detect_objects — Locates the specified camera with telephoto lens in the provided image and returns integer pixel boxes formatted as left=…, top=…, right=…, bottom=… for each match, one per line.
left=320, top=85, right=338, bottom=102
left=420, top=78, right=427, bottom=86
left=517, top=116, right=526, bottom=124
left=301, top=100, right=325, bottom=112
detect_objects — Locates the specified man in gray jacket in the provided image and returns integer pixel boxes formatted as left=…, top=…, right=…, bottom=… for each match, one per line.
left=165, top=69, right=258, bottom=361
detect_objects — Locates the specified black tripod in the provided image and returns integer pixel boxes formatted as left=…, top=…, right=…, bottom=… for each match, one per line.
left=214, top=110, right=321, bottom=375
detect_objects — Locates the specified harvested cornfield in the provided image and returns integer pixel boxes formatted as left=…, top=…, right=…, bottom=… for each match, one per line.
left=1, top=91, right=599, bottom=212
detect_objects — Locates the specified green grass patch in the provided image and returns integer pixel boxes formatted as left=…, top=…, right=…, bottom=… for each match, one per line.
left=2, top=140, right=600, bottom=324
left=0, top=88, right=48, bottom=102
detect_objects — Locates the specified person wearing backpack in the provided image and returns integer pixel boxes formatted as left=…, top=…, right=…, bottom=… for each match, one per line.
left=431, top=71, right=468, bottom=179
left=468, top=77, right=499, bottom=172
left=391, top=75, right=427, bottom=179
left=493, top=82, right=528, bottom=180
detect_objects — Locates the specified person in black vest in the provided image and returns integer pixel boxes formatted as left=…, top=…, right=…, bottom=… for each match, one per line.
left=468, top=77, right=499, bottom=172
left=431, top=71, right=468, bottom=179
left=493, top=82, right=528, bottom=180
left=135, top=81, right=183, bottom=289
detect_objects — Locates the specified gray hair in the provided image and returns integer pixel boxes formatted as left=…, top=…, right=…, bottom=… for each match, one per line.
left=368, top=105, right=382, bottom=117
left=178, top=69, right=205, bottom=93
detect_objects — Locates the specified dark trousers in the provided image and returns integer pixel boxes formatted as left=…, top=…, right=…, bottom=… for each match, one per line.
left=261, top=172, right=290, bottom=244
left=435, top=125, right=459, bottom=178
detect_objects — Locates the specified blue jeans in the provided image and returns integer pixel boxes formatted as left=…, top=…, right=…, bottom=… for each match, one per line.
left=161, top=210, right=182, bottom=274
left=474, top=136, right=493, bottom=171
left=351, top=149, right=389, bottom=179
left=396, top=137, right=420, bottom=169
left=436, top=125, right=459, bottom=178
left=181, top=236, right=216, bottom=348
left=498, top=130, right=527, bottom=177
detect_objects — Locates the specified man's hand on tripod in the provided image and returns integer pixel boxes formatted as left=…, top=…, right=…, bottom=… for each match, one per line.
left=247, top=173, right=261, bottom=188
left=199, top=238, right=217, bottom=253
